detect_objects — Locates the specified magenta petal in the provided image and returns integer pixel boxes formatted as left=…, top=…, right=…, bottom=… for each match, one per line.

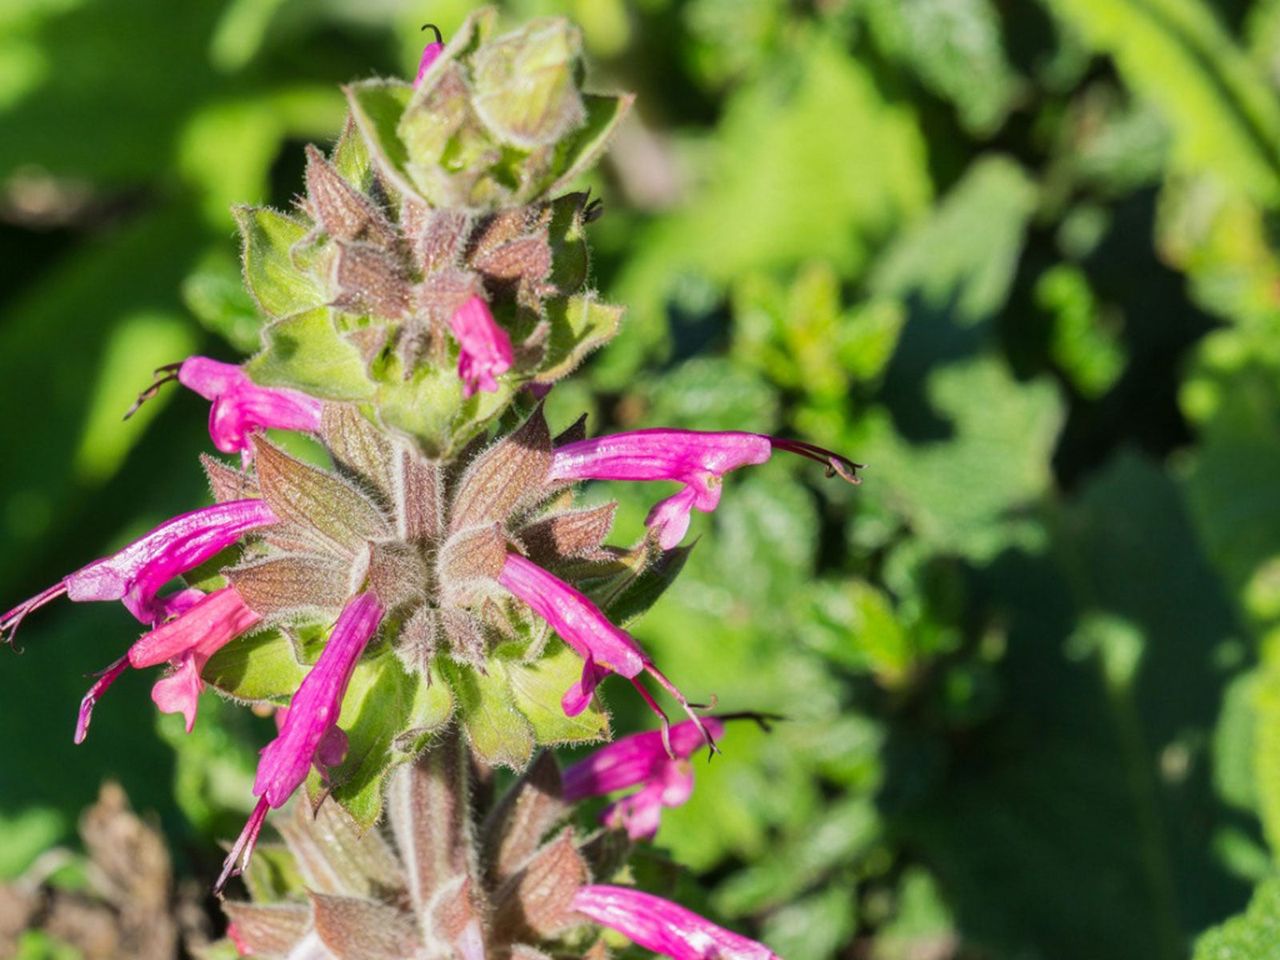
left=563, top=718, right=724, bottom=801
left=64, top=500, right=276, bottom=625
left=1, top=581, right=69, bottom=646
left=448, top=295, right=513, bottom=398
left=129, top=586, right=261, bottom=668
left=499, top=554, right=647, bottom=680
left=573, top=885, right=781, bottom=960
left=562, top=657, right=610, bottom=717
left=215, top=796, right=270, bottom=896
left=316, top=725, right=349, bottom=769
left=645, top=486, right=698, bottom=549
left=151, top=654, right=204, bottom=733
left=253, top=592, right=383, bottom=808
left=180, top=357, right=323, bottom=455
left=414, top=41, right=444, bottom=86
left=550, top=430, right=773, bottom=487
left=606, top=782, right=668, bottom=841
left=75, top=655, right=130, bottom=745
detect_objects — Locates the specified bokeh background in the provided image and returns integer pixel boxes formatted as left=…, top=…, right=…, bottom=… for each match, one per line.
left=4, top=0, right=1280, bottom=957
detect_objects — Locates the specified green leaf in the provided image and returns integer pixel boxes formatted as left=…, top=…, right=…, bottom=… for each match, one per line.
left=547, top=192, right=592, bottom=296
left=759, top=883, right=857, bottom=960
left=1194, top=878, right=1280, bottom=960
left=442, top=660, right=535, bottom=769
left=534, top=294, right=623, bottom=382
left=604, top=33, right=931, bottom=383
left=860, top=355, right=1061, bottom=561
left=1048, top=0, right=1280, bottom=203
left=182, top=251, right=264, bottom=353
left=860, top=0, right=1021, bottom=135
left=324, top=652, right=426, bottom=829
left=344, top=79, right=418, bottom=200
left=234, top=206, right=326, bottom=320
left=507, top=640, right=609, bottom=745
left=247, top=308, right=375, bottom=401
left=594, top=542, right=693, bottom=628
left=549, top=92, right=635, bottom=192
left=870, top=155, right=1038, bottom=325
left=203, top=628, right=306, bottom=704
left=375, top=361, right=515, bottom=457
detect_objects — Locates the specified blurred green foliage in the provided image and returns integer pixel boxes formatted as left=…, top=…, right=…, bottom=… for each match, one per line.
left=4, top=0, right=1280, bottom=958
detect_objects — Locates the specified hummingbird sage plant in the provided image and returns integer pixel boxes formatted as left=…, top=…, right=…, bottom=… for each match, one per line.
left=2, top=10, right=860, bottom=958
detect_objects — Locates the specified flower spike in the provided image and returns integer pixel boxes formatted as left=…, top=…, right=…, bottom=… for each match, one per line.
left=217, top=592, right=383, bottom=892
left=497, top=553, right=716, bottom=755
left=574, top=885, right=781, bottom=960
left=550, top=429, right=863, bottom=548
left=563, top=717, right=726, bottom=840
left=1, top=500, right=277, bottom=645
left=449, top=295, right=514, bottom=398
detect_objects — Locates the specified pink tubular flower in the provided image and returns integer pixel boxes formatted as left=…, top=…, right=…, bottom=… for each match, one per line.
left=573, top=885, right=781, bottom=960
left=498, top=553, right=714, bottom=754
left=415, top=23, right=445, bottom=86
left=74, top=585, right=263, bottom=745
left=129, top=586, right=263, bottom=734
left=1, top=499, right=277, bottom=646
left=563, top=717, right=725, bottom=840
left=177, top=357, right=324, bottom=457
left=449, top=295, right=513, bottom=398
left=216, top=591, right=384, bottom=894
left=550, top=430, right=863, bottom=549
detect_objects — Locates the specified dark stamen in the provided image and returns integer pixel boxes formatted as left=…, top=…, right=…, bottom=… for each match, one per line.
left=640, top=665, right=721, bottom=758
left=123, top=363, right=182, bottom=421
left=2, top=582, right=68, bottom=650
left=421, top=23, right=443, bottom=44
left=768, top=437, right=864, bottom=484
left=714, top=710, right=786, bottom=733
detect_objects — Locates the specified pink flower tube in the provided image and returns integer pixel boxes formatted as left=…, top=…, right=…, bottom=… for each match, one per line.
left=574, top=885, right=781, bottom=960
left=177, top=357, right=324, bottom=457
left=216, top=591, right=383, bottom=893
left=73, top=585, right=263, bottom=745
left=562, top=717, right=725, bottom=840
left=1, top=499, right=277, bottom=645
left=498, top=553, right=714, bottom=754
left=449, top=295, right=514, bottom=398
left=550, top=430, right=862, bottom=549
left=415, top=23, right=445, bottom=86
left=129, top=586, right=263, bottom=733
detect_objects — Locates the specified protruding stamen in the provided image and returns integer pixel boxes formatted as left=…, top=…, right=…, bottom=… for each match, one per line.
left=74, top=655, right=129, bottom=744
left=123, top=363, right=182, bottom=421
left=639, top=665, right=720, bottom=758
left=421, top=22, right=443, bottom=43
left=2, top=581, right=68, bottom=648
left=214, top=796, right=270, bottom=896
left=714, top=710, right=786, bottom=733
left=768, top=437, right=864, bottom=484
